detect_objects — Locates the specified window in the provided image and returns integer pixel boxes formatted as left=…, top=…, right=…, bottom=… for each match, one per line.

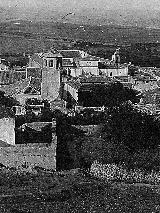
left=56, top=58, right=62, bottom=69
left=110, top=72, right=112, bottom=77
left=45, top=59, right=47, bottom=67
left=49, top=60, right=53, bottom=67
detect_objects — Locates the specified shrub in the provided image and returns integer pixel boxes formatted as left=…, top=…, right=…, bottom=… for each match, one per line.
left=90, top=161, right=160, bottom=184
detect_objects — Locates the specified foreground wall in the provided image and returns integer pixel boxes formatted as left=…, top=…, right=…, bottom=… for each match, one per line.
left=0, top=143, right=57, bottom=170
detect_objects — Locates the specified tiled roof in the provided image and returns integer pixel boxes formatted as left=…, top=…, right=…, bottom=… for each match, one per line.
left=59, top=50, right=82, bottom=59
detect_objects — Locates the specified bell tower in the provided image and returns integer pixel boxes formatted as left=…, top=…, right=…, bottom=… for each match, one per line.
left=41, top=49, right=62, bottom=100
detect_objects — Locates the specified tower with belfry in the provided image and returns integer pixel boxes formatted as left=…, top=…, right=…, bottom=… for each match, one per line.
left=27, top=49, right=63, bottom=101
left=112, top=48, right=120, bottom=67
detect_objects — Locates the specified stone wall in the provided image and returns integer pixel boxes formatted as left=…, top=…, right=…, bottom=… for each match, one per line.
left=0, top=143, right=57, bottom=170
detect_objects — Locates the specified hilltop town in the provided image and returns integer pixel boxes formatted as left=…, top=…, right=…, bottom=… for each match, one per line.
left=0, top=46, right=160, bottom=159
left=0, top=44, right=160, bottom=211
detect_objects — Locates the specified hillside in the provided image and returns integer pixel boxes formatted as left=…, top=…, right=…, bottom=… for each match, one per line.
left=0, top=166, right=159, bottom=212
left=0, top=21, right=160, bottom=55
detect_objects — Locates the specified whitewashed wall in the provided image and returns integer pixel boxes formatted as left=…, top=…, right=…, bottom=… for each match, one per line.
left=0, top=118, right=15, bottom=145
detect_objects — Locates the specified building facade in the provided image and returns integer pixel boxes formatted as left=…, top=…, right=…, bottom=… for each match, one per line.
left=28, top=49, right=63, bottom=101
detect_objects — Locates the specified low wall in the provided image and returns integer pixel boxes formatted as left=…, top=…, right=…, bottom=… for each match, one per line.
left=0, top=143, right=57, bottom=170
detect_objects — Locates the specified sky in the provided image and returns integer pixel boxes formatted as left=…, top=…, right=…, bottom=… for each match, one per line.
left=0, top=0, right=160, bottom=11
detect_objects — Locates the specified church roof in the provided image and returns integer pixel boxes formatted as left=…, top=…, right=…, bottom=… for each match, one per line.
left=59, top=50, right=82, bottom=59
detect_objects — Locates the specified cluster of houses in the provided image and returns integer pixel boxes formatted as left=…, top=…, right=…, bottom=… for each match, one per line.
left=0, top=48, right=130, bottom=109
left=1, top=47, right=160, bottom=146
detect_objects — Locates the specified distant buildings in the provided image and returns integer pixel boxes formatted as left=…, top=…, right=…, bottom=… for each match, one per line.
left=59, top=49, right=84, bottom=77
left=133, top=73, right=158, bottom=92
left=99, top=63, right=129, bottom=77
left=0, top=48, right=135, bottom=114
left=79, top=55, right=101, bottom=76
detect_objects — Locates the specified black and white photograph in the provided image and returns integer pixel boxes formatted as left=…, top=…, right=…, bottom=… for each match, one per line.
left=0, top=0, right=160, bottom=212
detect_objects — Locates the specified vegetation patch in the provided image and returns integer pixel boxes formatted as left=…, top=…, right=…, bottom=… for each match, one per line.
left=90, top=161, right=160, bottom=185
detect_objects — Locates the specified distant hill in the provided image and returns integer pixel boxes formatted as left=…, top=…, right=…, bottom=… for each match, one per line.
left=0, top=20, right=160, bottom=45
left=1, top=6, right=160, bottom=29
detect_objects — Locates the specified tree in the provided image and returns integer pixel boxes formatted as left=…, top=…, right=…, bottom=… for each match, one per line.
left=0, top=90, right=19, bottom=108
left=102, top=103, right=160, bottom=152
left=78, top=81, right=140, bottom=108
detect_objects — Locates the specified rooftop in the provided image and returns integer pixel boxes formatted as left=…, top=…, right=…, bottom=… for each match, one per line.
left=0, top=78, right=30, bottom=96
left=42, top=50, right=62, bottom=58
left=30, top=50, right=62, bottom=67
left=59, top=50, right=82, bottom=59
left=23, top=122, right=52, bottom=132
left=66, top=75, right=113, bottom=90
left=0, top=77, right=41, bottom=96
left=80, top=55, right=101, bottom=61
left=78, top=75, right=112, bottom=84
left=104, top=63, right=128, bottom=69
left=66, top=79, right=81, bottom=90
